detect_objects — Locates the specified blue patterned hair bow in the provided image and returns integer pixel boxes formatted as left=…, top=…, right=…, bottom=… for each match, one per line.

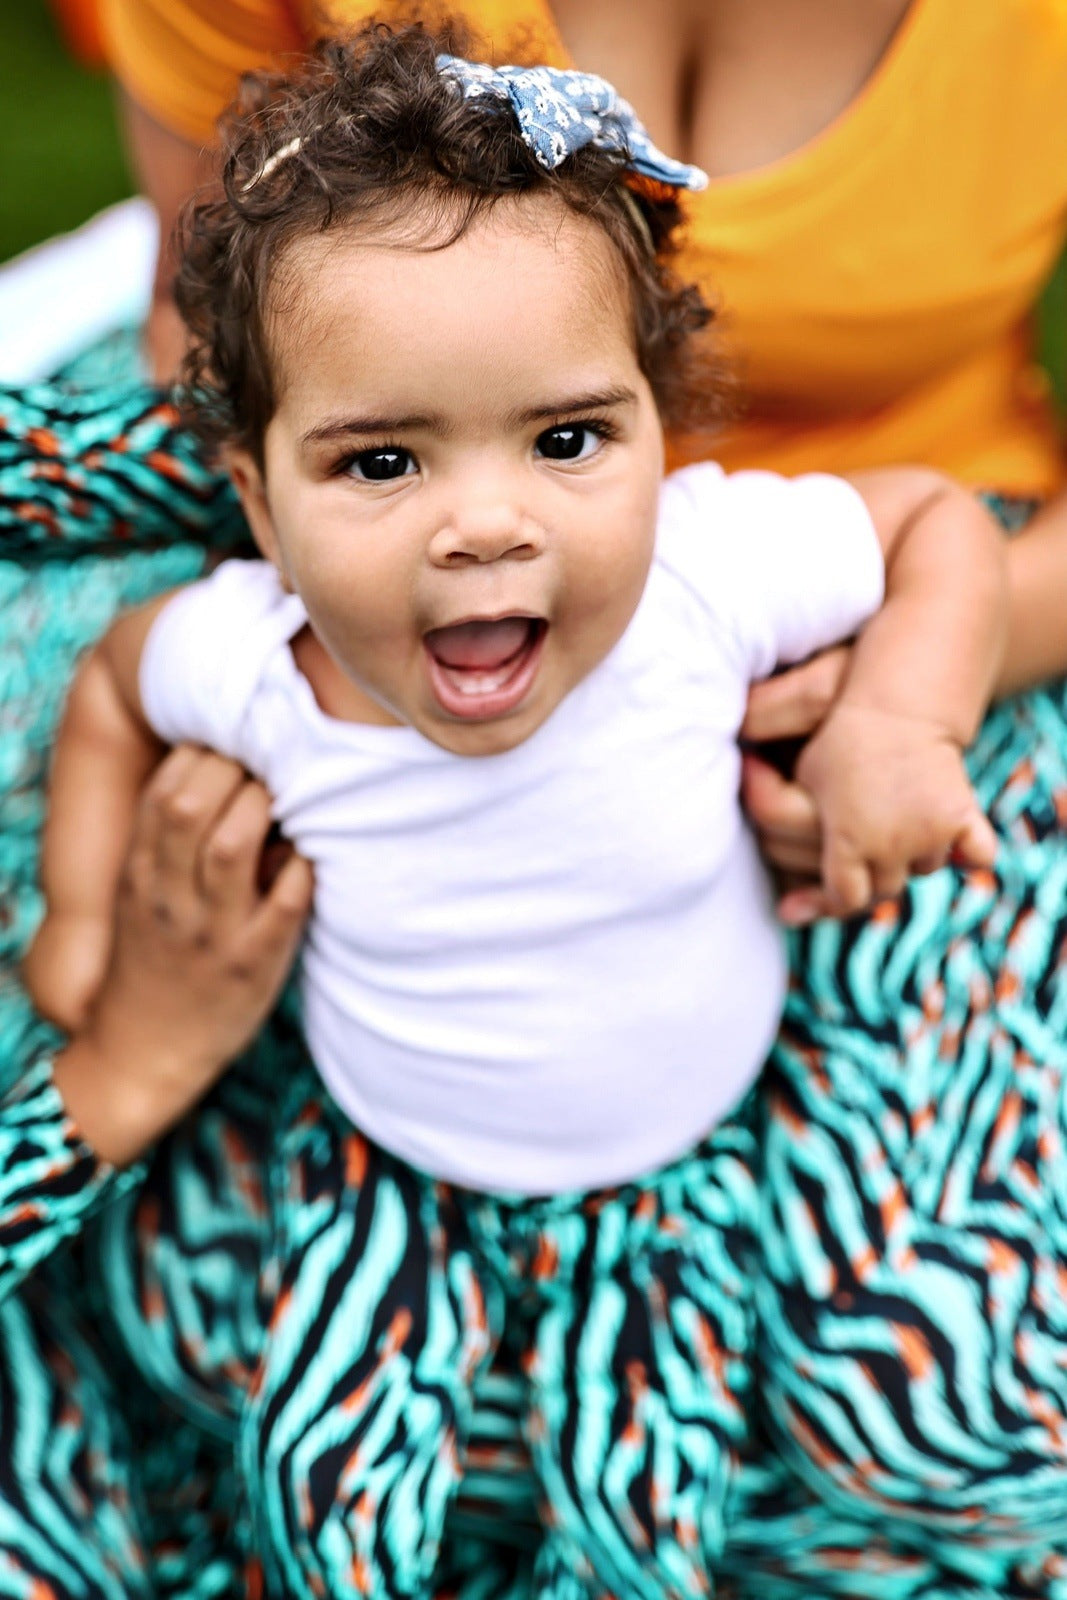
left=436, top=56, right=708, bottom=192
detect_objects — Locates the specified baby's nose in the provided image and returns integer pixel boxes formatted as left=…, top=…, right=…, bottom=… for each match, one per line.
left=430, top=504, right=543, bottom=567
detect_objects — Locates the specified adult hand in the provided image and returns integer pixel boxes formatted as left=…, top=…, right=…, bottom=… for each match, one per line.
left=739, top=646, right=850, bottom=904
left=53, top=746, right=313, bottom=1166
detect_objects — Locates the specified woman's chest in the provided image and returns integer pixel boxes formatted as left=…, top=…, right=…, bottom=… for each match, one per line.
left=549, top=0, right=912, bottom=177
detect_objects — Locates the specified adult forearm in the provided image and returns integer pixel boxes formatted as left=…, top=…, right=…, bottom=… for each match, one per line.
left=52, top=1034, right=206, bottom=1169
left=0, top=1051, right=144, bottom=1300
left=117, top=90, right=215, bottom=383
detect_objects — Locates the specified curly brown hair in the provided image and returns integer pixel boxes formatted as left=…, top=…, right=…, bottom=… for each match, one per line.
left=176, top=22, right=728, bottom=463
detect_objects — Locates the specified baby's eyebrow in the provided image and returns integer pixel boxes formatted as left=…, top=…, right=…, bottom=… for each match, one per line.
left=299, top=387, right=638, bottom=447
left=510, top=387, right=637, bottom=425
left=300, top=413, right=445, bottom=445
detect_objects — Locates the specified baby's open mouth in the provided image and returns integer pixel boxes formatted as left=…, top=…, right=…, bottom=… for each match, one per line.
left=423, top=616, right=547, bottom=721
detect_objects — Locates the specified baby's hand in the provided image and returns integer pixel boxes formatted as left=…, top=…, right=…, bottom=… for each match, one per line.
left=783, top=701, right=996, bottom=925
left=23, top=911, right=112, bottom=1034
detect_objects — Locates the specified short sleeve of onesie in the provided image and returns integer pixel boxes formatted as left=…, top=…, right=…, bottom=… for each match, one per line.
left=656, top=462, right=885, bottom=682
left=139, top=560, right=306, bottom=758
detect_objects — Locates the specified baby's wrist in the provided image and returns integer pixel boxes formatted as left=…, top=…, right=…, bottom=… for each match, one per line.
left=827, top=693, right=969, bottom=750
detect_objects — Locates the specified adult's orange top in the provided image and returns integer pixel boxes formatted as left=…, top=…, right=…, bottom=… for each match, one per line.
left=102, top=0, right=1067, bottom=494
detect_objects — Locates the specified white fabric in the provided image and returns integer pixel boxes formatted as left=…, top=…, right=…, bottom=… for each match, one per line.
left=141, top=463, right=883, bottom=1193
left=0, top=200, right=155, bottom=383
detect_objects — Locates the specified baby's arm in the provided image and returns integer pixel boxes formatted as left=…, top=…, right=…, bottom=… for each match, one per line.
left=790, top=469, right=1006, bottom=922
left=23, top=598, right=173, bottom=1031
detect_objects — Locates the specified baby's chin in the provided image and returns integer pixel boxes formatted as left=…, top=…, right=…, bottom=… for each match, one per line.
left=414, top=701, right=554, bottom=759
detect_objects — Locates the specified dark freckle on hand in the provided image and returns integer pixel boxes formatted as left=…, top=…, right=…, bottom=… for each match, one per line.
left=152, top=902, right=174, bottom=927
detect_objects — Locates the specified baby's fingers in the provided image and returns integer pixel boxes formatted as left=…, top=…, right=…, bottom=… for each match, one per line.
left=868, top=862, right=909, bottom=902
left=949, top=806, right=998, bottom=871
left=820, top=836, right=874, bottom=921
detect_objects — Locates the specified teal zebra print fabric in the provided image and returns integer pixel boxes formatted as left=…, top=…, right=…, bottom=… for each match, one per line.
left=0, top=383, right=254, bottom=1599
left=3, top=382, right=1067, bottom=1597
left=238, top=1078, right=761, bottom=1600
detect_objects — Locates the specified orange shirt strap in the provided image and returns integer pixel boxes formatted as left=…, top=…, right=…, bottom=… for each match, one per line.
left=101, top=0, right=305, bottom=145
left=102, top=0, right=564, bottom=148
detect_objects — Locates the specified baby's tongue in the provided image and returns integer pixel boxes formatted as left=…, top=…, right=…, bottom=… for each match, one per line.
left=425, top=618, right=530, bottom=671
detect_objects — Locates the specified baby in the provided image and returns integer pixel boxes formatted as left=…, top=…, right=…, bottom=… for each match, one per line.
left=25, top=26, right=1005, bottom=1600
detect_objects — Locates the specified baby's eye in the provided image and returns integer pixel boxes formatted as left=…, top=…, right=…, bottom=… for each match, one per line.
left=345, top=448, right=416, bottom=482
left=535, top=424, right=603, bottom=463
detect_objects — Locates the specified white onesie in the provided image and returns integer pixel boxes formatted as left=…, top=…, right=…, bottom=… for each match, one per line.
left=140, top=463, right=883, bottom=1194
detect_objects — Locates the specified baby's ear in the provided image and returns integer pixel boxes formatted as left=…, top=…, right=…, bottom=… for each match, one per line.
left=226, top=446, right=290, bottom=585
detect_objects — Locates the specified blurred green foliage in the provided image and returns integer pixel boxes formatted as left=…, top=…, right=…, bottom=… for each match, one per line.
left=1040, top=254, right=1067, bottom=414
left=0, top=0, right=132, bottom=263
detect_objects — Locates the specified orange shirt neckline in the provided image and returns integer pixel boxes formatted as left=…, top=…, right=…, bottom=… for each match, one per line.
left=525, top=0, right=929, bottom=200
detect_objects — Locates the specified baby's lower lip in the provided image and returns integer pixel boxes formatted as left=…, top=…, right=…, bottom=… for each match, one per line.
left=425, top=622, right=546, bottom=721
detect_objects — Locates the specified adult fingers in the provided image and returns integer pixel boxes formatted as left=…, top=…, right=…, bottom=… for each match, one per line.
left=741, top=648, right=850, bottom=744
left=198, top=778, right=275, bottom=908
left=760, top=837, right=825, bottom=878
left=245, top=850, right=314, bottom=961
left=740, top=754, right=820, bottom=834
left=151, top=751, right=249, bottom=897
left=122, top=744, right=204, bottom=903
left=777, top=883, right=833, bottom=926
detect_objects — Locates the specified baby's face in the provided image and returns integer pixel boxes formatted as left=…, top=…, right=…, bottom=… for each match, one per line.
left=231, top=198, right=664, bottom=756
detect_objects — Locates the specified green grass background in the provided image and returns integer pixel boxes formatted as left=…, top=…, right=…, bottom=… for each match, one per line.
left=1040, top=256, right=1067, bottom=412
left=1, top=0, right=1064, bottom=408
left=1, top=1, right=132, bottom=263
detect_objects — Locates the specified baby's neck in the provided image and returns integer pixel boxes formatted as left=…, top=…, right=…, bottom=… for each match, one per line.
left=291, top=627, right=402, bottom=728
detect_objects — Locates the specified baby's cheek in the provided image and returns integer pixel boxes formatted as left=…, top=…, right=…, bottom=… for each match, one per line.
left=577, top=526, right=654, bottom=636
